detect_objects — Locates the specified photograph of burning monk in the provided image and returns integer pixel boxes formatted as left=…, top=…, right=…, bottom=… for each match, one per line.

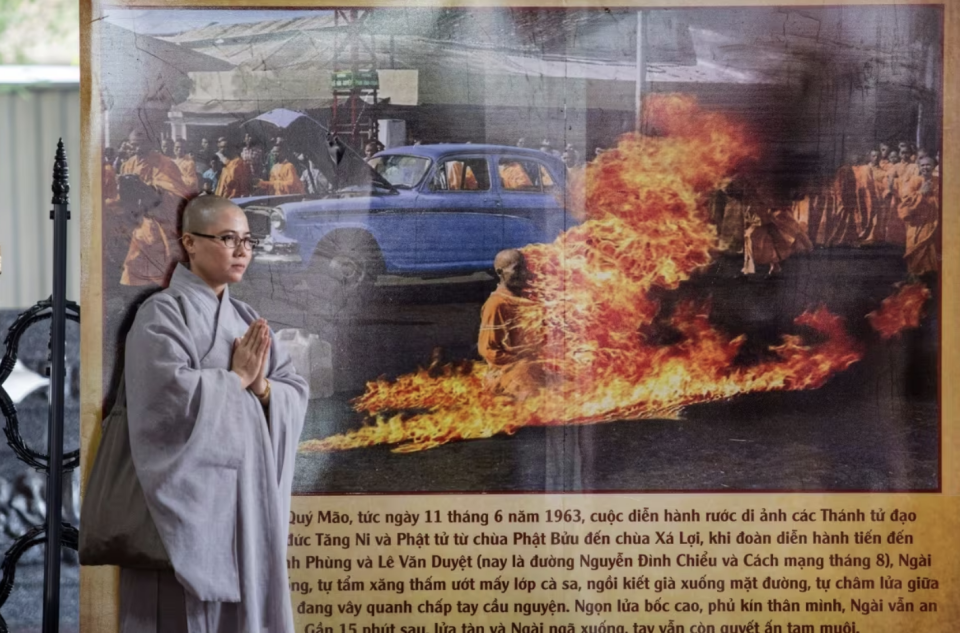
left=98, top=5, right=942, bottom=493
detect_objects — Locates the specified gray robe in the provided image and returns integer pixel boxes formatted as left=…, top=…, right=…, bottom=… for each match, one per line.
left=120, top=264, right=308, bottom=633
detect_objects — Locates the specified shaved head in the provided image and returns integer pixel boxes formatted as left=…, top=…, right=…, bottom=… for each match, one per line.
left=494, top=249, right=523, bottom=271
left=182, top=194, right=243, bottom=235
left=493, top=248, right=526, bottom=295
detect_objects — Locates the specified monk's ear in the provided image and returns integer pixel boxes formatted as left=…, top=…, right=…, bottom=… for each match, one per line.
left=180, top=234, right=196, bottom=257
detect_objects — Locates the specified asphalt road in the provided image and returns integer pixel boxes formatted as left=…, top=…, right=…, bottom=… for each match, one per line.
left=232, top=244, right=939, bottom=494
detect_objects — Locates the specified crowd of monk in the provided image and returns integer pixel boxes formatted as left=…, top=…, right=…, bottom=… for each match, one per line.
left=101, top=130, right=322, bottom=289
left=715, top=141, right=941, bottom=278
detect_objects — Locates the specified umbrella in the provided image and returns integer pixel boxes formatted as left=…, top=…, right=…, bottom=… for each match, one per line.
left=240, top=108, right=392, bottom=194
left=241, top=108, right=326, bottom=132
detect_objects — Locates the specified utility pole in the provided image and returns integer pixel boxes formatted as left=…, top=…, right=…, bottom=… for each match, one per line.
left=635, top=10, right=648, bottom=132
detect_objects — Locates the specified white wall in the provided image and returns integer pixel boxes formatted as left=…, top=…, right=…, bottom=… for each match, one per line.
left=0, top=85, right=81, bottom=309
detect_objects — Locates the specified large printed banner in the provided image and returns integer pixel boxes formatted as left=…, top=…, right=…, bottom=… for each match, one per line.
left=80, top=1, right=959, bottom=631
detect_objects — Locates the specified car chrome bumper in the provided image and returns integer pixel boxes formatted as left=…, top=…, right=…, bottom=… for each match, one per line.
left=253, top=252, right=302, bottom=264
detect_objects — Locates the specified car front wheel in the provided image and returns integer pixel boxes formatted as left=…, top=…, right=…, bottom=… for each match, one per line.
left=286, top=230, right=385, bottom=312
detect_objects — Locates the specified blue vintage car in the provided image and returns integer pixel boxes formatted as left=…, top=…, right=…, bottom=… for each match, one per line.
left=235, top=143, right=574, bottom=289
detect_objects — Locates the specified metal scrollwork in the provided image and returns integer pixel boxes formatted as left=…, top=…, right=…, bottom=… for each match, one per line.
left=0, top=522, right=77, bottom=633
left=0, top=299, right=81, bottom=472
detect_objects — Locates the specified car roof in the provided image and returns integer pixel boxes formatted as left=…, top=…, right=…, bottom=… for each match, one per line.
left=377, top=143, right=563, bottom=163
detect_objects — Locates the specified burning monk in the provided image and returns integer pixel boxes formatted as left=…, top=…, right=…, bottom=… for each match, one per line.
left=478, top=249, right=547, bottom=401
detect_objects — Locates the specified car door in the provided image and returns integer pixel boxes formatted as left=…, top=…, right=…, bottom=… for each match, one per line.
left=414, top=155, right=505, bottom=272
left=495, top=156, right=569, bottom=246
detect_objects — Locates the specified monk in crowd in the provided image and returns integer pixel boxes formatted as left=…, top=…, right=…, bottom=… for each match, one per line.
left=478, top=249, right=547, bottom=401
left=897, top=155, right=940, bottom=276
left=216, top=142, right=253, bottom=199
left=256, top=146, right=305, bottom=196
left=741, top=192, right=812, bottom=276
left=173, top=140, right=200, bottom=194
left=715, top=135, right=939, bottom=282
left=117, top=130, right=191, bottom=287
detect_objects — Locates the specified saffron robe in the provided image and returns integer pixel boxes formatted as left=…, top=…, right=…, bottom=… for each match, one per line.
left=120, top=150, right=190, bottom=283
left=820, top=165, right=863, bottom=246
left=478, top=287, right=544, bottom=400
left=120, top=217, right=171, bottom=287
left=861, top=163, right=897, bottom=244
left=120, top=264, right=309, bottom=633
left=742, top=207, right=812, bottom=274
left=216, top=157, right=253, bottom=199
left=880, top=163, right=908, bottom=245
left=174, top=156, right=201, bottom=194
left=121, top=151, right=192, bottom=200
left=897, top=176, right=940, bottom=275
left=258, top=161, right=305, bottom=196
left=498, top=162, right=536, bottom=190
left=103, top=162, right=120, bottom=205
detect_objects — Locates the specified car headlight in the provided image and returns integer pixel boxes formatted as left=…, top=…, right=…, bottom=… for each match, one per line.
left=270, top=208, right=286, bottom=232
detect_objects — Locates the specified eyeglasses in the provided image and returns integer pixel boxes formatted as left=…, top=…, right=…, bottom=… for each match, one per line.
left=189, top=232, right=260, bottom=250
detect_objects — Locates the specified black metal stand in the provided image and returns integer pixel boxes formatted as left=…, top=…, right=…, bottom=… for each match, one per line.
left=0, top=140, right=77, bottom=633
left=43, top=139, right=71, bottom=632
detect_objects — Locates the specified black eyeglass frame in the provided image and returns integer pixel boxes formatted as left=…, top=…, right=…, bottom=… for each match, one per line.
left=188, top=232, right=260, bottom=250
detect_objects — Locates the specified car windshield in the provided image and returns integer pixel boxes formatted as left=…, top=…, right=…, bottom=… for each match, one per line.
left=370, top=155, right=432, bottom=189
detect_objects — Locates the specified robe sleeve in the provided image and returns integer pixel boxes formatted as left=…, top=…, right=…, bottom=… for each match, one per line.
left=479, top=300, right=510, bottom=366
left=151, top=155, right=192, bottom=199
left=124, top=294, right=258, bottom=603
left=898, top=177, right=928, bottom=222
left=261, top=324, right=309, bottom=519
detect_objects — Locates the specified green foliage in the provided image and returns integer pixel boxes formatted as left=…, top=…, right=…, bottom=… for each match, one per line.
left=0, top=0, right=79, bottom=65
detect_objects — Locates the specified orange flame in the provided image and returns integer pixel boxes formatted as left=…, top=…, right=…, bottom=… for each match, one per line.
left=867, top=283, right=931, bottom=339
left=300, top=95, right=865, bottom=454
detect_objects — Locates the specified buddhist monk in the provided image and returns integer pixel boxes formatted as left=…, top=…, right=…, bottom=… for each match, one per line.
left=742, top=200, right=812, bottom=276
left=215, top=143, right=253, bottom=199
left=478, top=249, right=546, bottom=401
left=498, top=160, right=536, bottom=190
left=117, top=175, right=172, bottom=287
left=173, top=140, right=200, bottom=194
left=898, top=141, right=911, bottom=161
left=119, top=130, right=190, bottom=215
left=119, top=131, right=191, bottom=276
left=120, top=194, right=308, bottom=631
left=879, top=142, right=891, bottom=169
left=859, top=150, right=893, bottom=244
left=909, top=149, right=929, bottom=179
left=882, top=150, right=907, bottom=244
left=256, top=146, right=305, bottom=196
left=446, top=160, right=480, bottom=191
left=820, top=157, right=863, bottom=246
left=897, top=156, right=940, bottom=276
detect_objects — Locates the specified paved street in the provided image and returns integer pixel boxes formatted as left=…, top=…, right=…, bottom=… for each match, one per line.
left=232, top=245, right=938, bottom=494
